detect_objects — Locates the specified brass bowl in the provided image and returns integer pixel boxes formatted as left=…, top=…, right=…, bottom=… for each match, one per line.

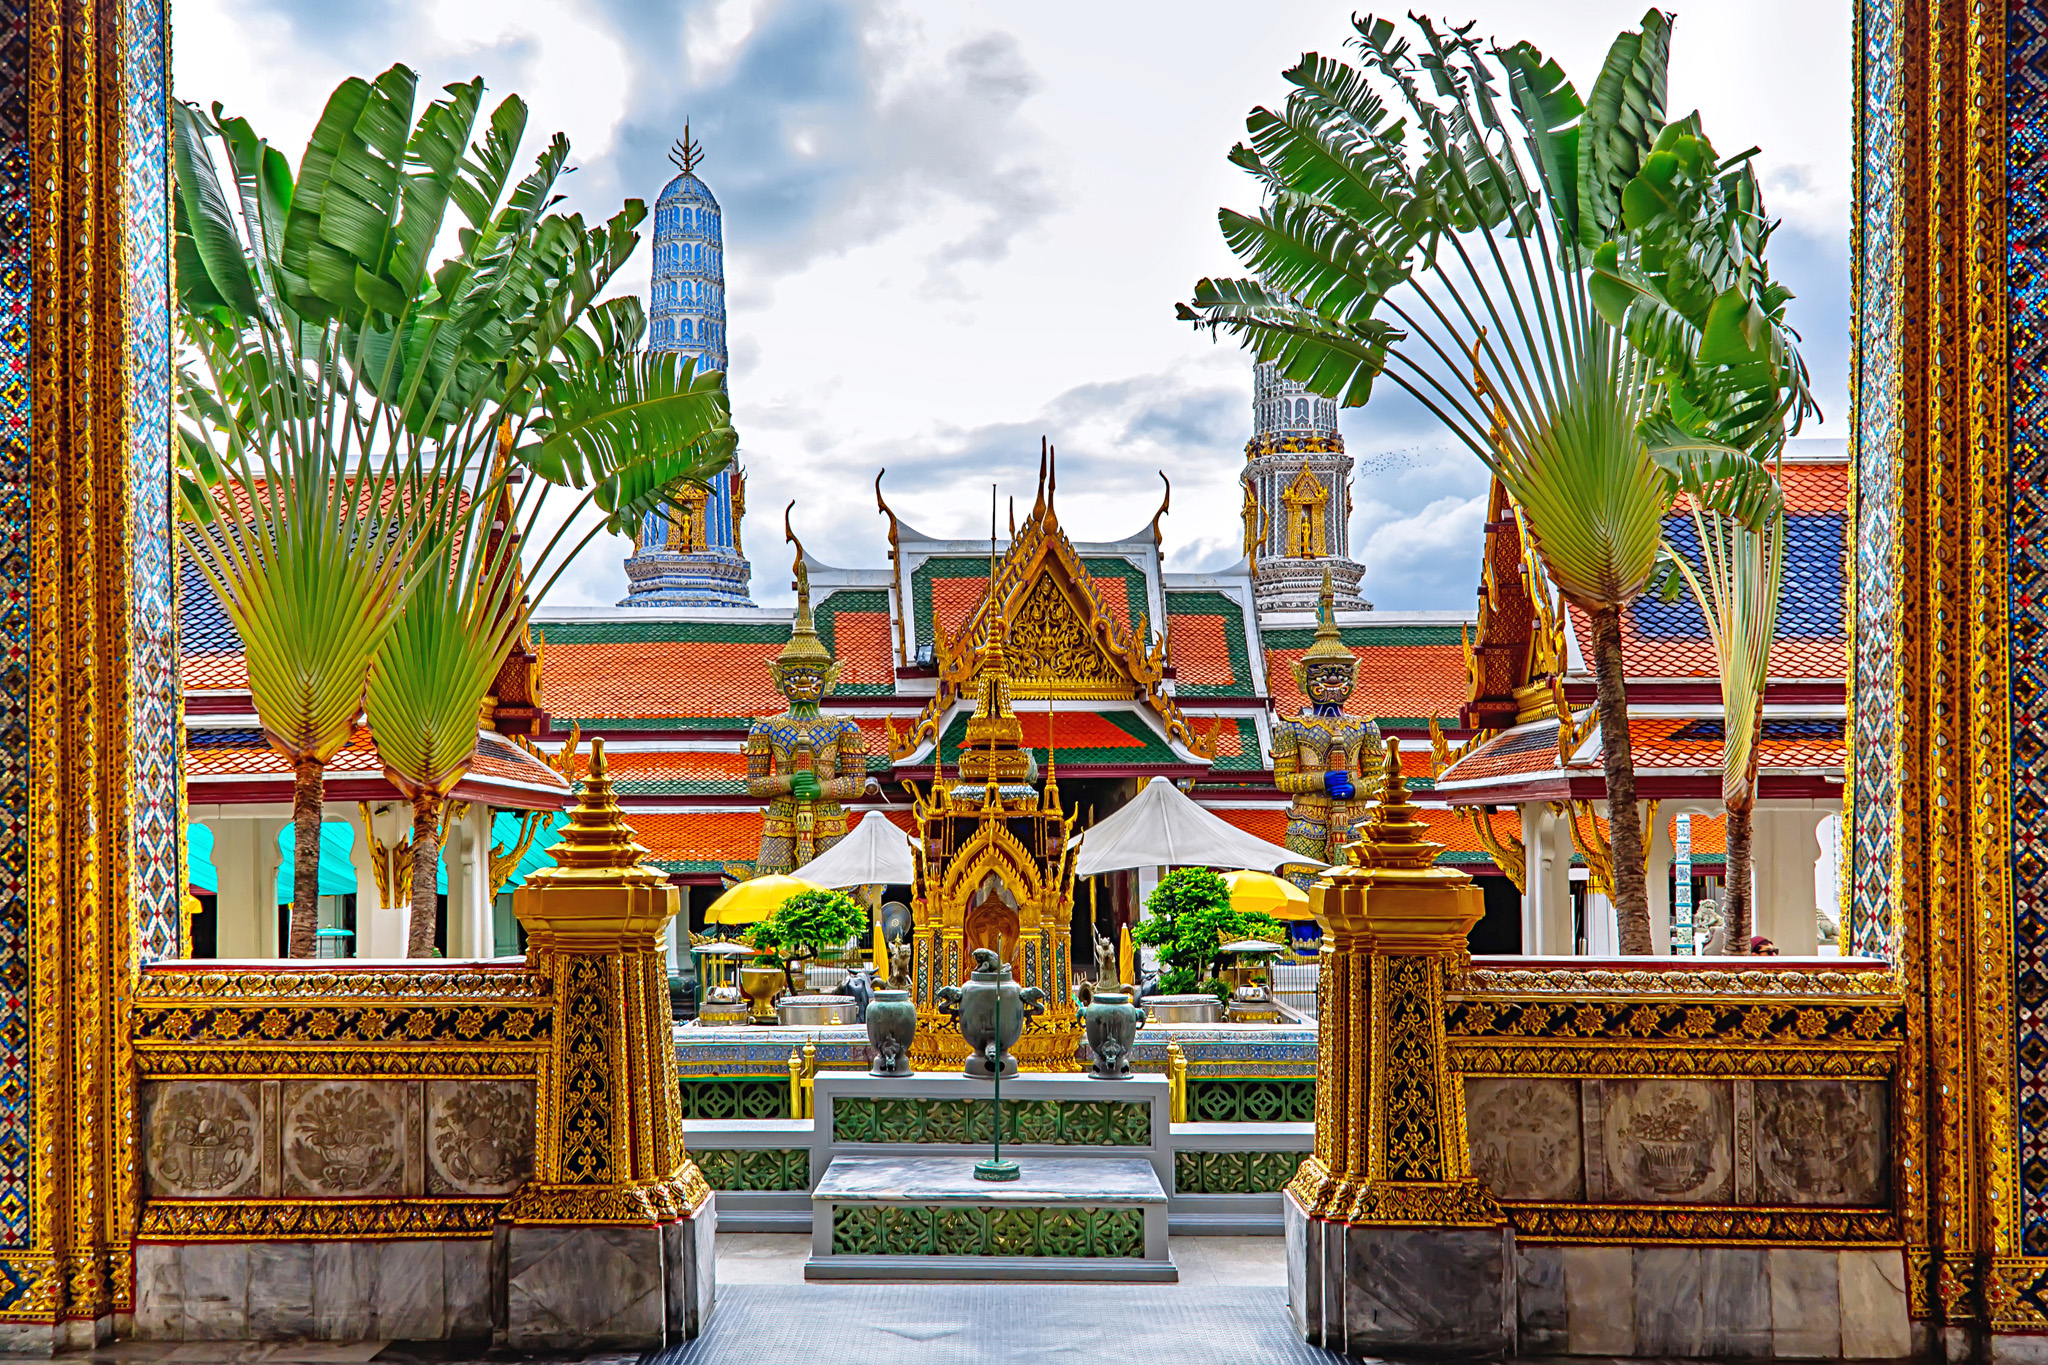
left=738, top=964, right=787, bottom=1025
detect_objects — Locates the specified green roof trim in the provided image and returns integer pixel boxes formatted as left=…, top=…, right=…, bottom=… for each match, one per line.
left=1261, top=624, right=1467, bottom=649
left=812, top=589, right=895, bottom=697
left=534, top=619, right=789, bottom=646
left=1209, top=716, right=1264, bottom=772
left=1165, top=590, right=1255, bottom=698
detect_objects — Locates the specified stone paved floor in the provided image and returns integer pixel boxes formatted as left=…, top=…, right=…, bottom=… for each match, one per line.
left=653, top=1233, right=1339, bottom=1365
left=54, top=1236, right=1337, bottom=1365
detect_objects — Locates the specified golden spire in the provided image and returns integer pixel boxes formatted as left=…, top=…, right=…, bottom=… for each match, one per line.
left=773, top=502, right=836, bottom=674
left=1349, top=738, right=1442, bottom=871
left=958, top=607, right=1031, bottom=786
left=532, top=740, right=651, bottom=875
left=1300, top=568, right=1352, bottom=667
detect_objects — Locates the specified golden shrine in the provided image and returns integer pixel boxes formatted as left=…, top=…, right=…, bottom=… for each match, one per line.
left=905, top=603, right=1081, bottom=1070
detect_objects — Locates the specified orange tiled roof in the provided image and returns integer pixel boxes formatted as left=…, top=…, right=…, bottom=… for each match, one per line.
left=630, top=810, right=763, bottom=869
left=544, top=639, right=787, bottom=720
left=1629, top=716, right=1844, bottom=772
left=187, top=726, right=385, bottom=779
left=1437, top=721, right=1562, bottom=786
left=1168, top=613, right=1235, bottom=690
left=1265, top=644, right=1468, bottom=723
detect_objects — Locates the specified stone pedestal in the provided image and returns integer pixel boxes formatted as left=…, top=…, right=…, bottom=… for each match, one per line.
left=807, top=1156, right=1173, bottom=1282
left=1286, top=742, right=1513, bottom=1359
left=500, top=1202, right=716, bottom=1350
left=497, top=741, right=715, bottom=1351
left=1286, top=1193, right=1514, bottom=1356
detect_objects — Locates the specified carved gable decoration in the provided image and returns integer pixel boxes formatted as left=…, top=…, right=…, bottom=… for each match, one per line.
left=1007, top=572, right=1126, bottom=697
left=894, top=469, right=1212, bottom=764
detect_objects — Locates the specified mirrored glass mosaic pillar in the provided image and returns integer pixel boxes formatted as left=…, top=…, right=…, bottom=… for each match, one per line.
left=0, top=0, right=177, bottom=1345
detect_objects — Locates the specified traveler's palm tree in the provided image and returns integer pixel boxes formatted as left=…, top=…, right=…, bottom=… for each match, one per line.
left=1594, top=109, right=1814, bottom=956
left=175, top=67, right=736, bottom=955
left=1177, top=11, right=1809, bottom=952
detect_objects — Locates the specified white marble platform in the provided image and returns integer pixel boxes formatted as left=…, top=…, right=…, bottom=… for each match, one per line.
left=806, top=1155, right=1176, bottom=1283
left=815, top=1155, right=1167, bottom=1204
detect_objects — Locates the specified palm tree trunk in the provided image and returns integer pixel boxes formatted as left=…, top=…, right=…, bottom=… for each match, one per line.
left=289, top=758, right=323, bottom=959
left=1724, top=795, right=1755, bottom=955
left=1590, top=605, right=1651, bottom=954
left=407, top=793, right=440, bottom=958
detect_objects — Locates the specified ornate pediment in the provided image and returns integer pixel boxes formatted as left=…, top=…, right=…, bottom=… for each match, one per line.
left=893, top=452, right=1210, bottom=763
left=1006, top=572, right=1127, bottom=698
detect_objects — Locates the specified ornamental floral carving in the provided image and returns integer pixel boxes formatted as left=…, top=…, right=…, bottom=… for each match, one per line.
left=283, top=1081, right=404, bottom=1196
left=146, top=1082, right=259, bottom=1198
left=427, top=1080, right=535, bottom=1195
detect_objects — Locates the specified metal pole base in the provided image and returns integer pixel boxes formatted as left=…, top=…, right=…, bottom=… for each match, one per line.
left=973, top=1158, right=1021, bottom=1182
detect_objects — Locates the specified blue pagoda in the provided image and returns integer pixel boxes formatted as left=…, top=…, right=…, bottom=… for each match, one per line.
left=620, top=127, right=755, bottom=608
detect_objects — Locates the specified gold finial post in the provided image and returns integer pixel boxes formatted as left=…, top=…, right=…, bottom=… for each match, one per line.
left=669, top=121, right=705, bottom=175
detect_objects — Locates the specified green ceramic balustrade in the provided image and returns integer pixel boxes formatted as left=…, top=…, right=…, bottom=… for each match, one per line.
left=1172, top=1149, right=1308, bottom=1193
left=678, top=1078, right=791, bottom=1120
left=1187, top=1078, right=1315, bottom=1123
left=687, top=1147, right=811, bottom=1192
left=831, top=1204, right=1145, bottom=1258
left=830, top=1096, right=1151, bottom=1146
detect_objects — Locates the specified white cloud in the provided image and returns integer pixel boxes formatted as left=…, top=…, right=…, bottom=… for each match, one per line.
left=174, top=0, right=1853, bottom=614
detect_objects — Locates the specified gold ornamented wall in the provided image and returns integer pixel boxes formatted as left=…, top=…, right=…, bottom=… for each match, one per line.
left=4, top=0, right=177, bottom=1334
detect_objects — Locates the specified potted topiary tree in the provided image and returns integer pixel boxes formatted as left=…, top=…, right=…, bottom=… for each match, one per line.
left=747, top=888, right=869, bottom=995
left=1134, top=868, right=1289, bottom=1000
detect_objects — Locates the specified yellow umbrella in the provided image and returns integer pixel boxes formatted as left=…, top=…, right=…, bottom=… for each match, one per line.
left=705, top=873, right=822, bottom=926
left=1222, top=869, right=1314, bottom=921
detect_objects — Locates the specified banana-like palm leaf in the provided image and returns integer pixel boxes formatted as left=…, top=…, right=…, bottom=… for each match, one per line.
left=364, top=545, right=522, bottom=801
left=1669, top=505, right=1783, bottom=804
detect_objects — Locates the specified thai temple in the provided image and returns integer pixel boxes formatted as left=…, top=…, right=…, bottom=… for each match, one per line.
left=6, top=4, right=2041, bottom=1360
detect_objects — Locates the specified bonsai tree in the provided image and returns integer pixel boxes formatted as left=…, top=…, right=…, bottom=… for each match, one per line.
left=1135, top=868, right=1289, bottom=996
left=747, top=889, right=869, bottom=992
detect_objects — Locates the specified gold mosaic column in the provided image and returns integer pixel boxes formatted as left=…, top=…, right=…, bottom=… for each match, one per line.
left=501, top=741, right=713, bottom=1349
left=1285, top=742, right=1508, bottom=1356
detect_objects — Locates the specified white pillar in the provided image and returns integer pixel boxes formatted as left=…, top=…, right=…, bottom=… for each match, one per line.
left=1520, top=803, right=1573, bottom=955
left=1584, top=892, right=1619, bottom=955
left=446, top=803, right=494, bottom=960
left=210, top=816, right=286, bottom=958
left=1752, top=804, right=1833, bottom=955
left=1646, top=807, right=1673, bottom=955
left=354, top=801, right=413, bottom=959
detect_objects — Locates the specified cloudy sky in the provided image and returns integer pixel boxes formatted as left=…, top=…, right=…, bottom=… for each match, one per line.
left=174, top=0, right=1851, bottom=611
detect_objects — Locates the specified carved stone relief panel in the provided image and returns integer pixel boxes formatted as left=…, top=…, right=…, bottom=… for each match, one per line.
left=1599, top=1079, right=1734, bottom=1204
left=281, top=1080, right=406, bottom=1197
left=145, top=1081, right=262, bottom=1198
left=1754, top=1079, right=1889, bottom=1206
left=1464, top=1077, right=1583, bottom=1201
left=426, top=1080, right=536, bottom=1195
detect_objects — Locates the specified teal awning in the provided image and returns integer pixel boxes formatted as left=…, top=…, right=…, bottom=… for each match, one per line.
left=187, top=823, right=216, bottom=895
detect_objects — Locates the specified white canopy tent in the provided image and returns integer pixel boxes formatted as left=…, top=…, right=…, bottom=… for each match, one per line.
left=788, top=809, right=918, bottom=887
left=1071, top=776, right=1323, bottom=877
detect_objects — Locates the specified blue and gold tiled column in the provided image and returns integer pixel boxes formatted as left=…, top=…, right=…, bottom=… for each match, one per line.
left=0, top=0, right=179, bottom=1348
